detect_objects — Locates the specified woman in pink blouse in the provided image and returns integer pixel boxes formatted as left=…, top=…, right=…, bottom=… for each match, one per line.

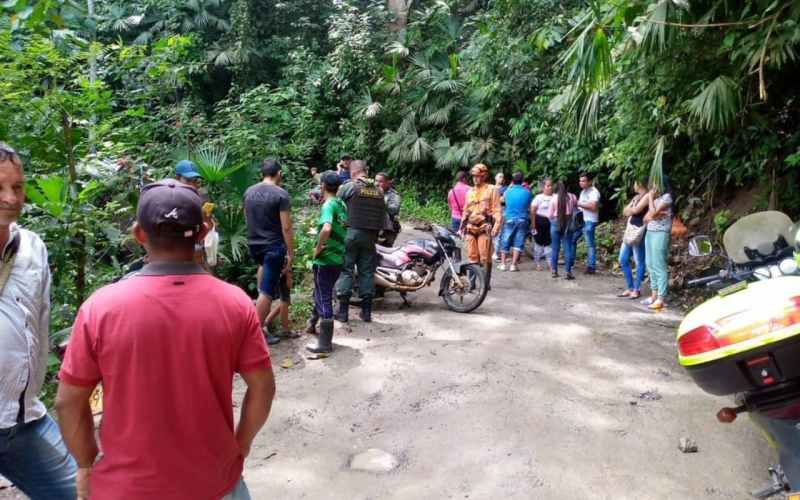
left=447, top=171, right=470, bottom=233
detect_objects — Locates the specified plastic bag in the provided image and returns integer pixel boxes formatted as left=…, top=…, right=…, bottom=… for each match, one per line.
left=204, top=227, right=219, bottom=266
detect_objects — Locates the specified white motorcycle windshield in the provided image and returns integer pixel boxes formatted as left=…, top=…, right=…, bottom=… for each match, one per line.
left=723, top=211, right=797, bottom=264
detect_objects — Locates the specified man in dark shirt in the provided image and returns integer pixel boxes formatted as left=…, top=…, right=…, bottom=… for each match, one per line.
left=243, top=158, right=294, bottom=345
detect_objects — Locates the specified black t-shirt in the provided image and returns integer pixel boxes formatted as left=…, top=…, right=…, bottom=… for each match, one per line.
left=243, top=182, right=291, bottom=246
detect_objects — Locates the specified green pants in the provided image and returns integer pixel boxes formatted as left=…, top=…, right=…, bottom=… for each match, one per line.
left=335, top=227, right=378, bottom=300
left=645, top=230, right=670, bottom=298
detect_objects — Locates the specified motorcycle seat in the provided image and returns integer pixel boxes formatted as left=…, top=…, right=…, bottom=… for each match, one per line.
left=376, top=244, right=402, bottom=254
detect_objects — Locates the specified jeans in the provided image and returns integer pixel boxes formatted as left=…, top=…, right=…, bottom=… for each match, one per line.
left=534, top=243, right=551, bottom=265
left=0, top=415, right=77, bottom=500
left=249, top=243, right=287, bottom=298
left=569, top=220, right=597, bottom=269
left=313, top=264, right=342, bottom=320
left=451, top=217, right=461, bottom=234
left=645, top=230, right=671, bottom=298
left=500, top=218, right=528, bottom=254
left=619, top=241, right=646, bottom=291
left=550, top=220, right=577, bottom=274
left=220, top=477, right=251, bottom=500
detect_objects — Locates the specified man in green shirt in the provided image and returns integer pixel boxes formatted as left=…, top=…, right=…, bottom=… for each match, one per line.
left=306, top=171, right=348, bottom=354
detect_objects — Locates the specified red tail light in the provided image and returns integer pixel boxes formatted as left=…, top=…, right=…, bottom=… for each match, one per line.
left=679, top=325, right=721, bottom=356
left=679, top=297, right=800, bottom=356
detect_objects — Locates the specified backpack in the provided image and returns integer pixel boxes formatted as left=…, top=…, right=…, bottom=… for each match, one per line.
left=567, top=209, right=584, bottom=233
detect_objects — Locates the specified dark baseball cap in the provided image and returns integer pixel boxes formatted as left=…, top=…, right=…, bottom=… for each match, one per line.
left=339, top=152, right=353, bottom=160
left=319, top=170, right=341, bottom=188
left=137, top=179, right=203, bottom=238
left=174, top=159, right=202, bottom=179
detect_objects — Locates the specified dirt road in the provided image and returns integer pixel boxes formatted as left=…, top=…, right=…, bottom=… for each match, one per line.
left=239, top=232, right=774, bottom=500
left=0, top=231, right=776, bottom=500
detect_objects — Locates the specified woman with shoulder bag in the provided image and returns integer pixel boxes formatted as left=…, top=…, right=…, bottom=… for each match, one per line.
left=616, top=178, right=650, bottom=299
left=548, top=179, right=579, bottom=280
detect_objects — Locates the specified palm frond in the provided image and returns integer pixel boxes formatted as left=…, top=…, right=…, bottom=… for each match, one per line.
left=133, top=30, right=153, bottom=45
left=185, top=0, right=201, bottom=12
left=649, top=136, right=666, bottom=192
left=424, top=101, right=456, bottom=125
left=687, top=76, right=741, bottom=130
left=190, top=145, right=243, bottom=183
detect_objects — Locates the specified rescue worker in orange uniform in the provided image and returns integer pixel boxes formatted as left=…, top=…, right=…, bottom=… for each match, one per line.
left=459, top=163, right=503, bottom=288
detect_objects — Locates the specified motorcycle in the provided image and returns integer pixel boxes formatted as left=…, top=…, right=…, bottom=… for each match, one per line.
left=373, top=224, right=488, bottom=313
left=680, top=211, right=800, bottom=499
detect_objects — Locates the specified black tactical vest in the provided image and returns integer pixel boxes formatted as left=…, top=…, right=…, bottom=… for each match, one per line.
left=347, top=179, right=386, bottom=230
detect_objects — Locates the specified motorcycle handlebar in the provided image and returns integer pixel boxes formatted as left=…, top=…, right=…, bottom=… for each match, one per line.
left=686, top=272, right=727, bottom=287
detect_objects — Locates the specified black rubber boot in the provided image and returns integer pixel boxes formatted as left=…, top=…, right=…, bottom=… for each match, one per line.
left=305, top=310, right=320, bottom=334
left=306, top=319, right=333, bottom=353
left=360, top=297, right=373, bottom=323
left=334, top=297, right=349, bottom=323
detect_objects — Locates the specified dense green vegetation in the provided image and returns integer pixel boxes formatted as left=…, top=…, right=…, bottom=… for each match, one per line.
left=2, top=0, right=800, bottom=330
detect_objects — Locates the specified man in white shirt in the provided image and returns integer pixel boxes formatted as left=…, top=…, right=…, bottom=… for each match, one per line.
left=0, top=142, right=77, bottom=499
left=573, top=171, right=601, bottom=274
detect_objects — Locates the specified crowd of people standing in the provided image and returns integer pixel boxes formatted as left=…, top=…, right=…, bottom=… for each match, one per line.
left=446, top=166, right=676, bottom=309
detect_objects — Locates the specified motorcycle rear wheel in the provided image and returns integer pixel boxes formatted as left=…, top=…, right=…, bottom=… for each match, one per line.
left=442, top=263, right=488, bottom=313
left=523, top=237, right=535, bottom=260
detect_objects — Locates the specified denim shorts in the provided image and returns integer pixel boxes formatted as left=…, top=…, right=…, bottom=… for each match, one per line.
left=501, top=218, right=528, bottom=253
left=248, top=243, right=288, bottom=299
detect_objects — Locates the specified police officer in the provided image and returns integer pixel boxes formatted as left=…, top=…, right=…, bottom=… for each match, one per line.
left=334, top=160, right=386, bottom=323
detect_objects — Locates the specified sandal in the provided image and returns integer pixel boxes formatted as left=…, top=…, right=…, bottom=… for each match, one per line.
left=617, top=290, right=633, bottom=298
left=649, top=299, right=667, bottom=311
left=640, top=297, right=656, bottom=306
left=535, top=264, right=543, bottom=271
left=629, top=291, right=641, bottom=300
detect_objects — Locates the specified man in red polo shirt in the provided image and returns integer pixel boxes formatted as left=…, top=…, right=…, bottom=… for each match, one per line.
left=54, top=179, right=275, bottom=500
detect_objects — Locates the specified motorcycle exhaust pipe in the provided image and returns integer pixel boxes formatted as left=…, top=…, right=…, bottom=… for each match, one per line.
left=375, top=270, right=434, bottom=292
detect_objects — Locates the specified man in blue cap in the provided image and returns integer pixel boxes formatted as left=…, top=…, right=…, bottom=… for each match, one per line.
left=174, top=159, right=202, bottom=188
left=174, top=160, right=216, bottom=270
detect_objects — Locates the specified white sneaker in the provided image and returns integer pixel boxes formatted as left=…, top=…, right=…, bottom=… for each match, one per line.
left=509, top=264, right=519, bottom=272
left=497, top=264, right=507, bottom=271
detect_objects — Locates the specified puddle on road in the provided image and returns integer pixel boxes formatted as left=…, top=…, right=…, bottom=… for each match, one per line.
left=350, top=449, right=398, bottom=472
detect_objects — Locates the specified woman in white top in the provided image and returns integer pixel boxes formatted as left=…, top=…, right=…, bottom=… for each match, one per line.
left=530, top=178, right=553, bottom=271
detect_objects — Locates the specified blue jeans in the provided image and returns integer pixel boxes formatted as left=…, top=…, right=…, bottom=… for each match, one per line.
left=501, top=218, right=528, bottom=254
left=569, top=220, right=597, bottom=269
left=220, top=477, right=251, bottom=500
left=550, top=220, right=577, bottom=274
left=0, top=415, right=77, bottom=500
left=619, top=241, right=646, bottom=291
left=451, top=217, right=461, bottom=234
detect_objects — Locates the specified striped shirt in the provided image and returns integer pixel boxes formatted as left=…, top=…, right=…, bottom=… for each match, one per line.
left=313, top=198, right=347, bottom=266
left=0, top=223, right=50, bottom=429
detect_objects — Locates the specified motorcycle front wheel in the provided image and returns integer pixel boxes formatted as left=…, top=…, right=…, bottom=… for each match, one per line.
left=442, top=263, right=488, bottom=313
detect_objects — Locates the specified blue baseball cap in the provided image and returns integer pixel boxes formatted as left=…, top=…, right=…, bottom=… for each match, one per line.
left=174, top=160, right=202, bottom=179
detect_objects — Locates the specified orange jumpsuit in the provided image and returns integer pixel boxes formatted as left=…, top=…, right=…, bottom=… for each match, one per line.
left=463, top=183, right=502, bottom=262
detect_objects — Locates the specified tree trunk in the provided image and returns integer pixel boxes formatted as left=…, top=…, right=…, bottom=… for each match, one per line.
left=388, top=0, right=412, bottom=34
left=61, top=108, right=86, bottom=306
